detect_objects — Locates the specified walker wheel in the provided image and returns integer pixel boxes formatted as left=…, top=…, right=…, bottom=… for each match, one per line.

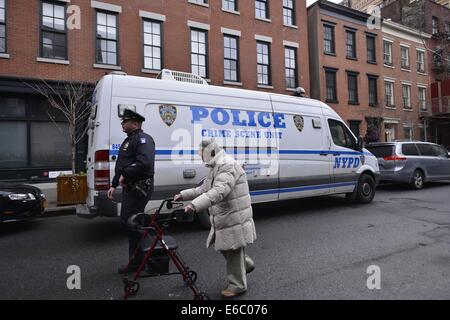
left=188, top=271, right=197, bottom=284
left=124, top=280, right=140, bottom=297
left=194, top=292, right=210, bottom=300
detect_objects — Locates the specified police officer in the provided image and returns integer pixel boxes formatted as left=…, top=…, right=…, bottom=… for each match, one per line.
left=107, top=109, right=155, bottom=274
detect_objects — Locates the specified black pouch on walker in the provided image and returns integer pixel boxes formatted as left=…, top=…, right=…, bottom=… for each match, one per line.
left=140, top=235, right=178, bottom=275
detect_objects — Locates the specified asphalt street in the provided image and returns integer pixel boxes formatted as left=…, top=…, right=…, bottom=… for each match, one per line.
left=1, top=182, right=450, bottom=300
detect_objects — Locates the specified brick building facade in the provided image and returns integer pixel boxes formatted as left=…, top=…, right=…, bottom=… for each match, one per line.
left=0, top=0, right=310, bottom=182
left=308, top=0, right=431, bottom=143
left=381, top=0, right=450, bottom=147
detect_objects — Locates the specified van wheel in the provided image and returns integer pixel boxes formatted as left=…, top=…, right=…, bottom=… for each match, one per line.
left=355, top=174, right=376, bottom=204
left=411, top=170, right=424, bottom=190
left=196, top=210, right=211, bottom=230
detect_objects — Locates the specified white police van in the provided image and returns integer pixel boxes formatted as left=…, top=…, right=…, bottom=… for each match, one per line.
left=76, top=69, right=380, bottom=225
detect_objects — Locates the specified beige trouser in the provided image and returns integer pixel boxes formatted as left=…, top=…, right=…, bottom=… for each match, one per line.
left=220, top=248, right=254, bottom=293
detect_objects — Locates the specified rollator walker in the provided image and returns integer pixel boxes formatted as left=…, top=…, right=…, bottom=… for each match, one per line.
left=122, top=198, right=209, bottom=300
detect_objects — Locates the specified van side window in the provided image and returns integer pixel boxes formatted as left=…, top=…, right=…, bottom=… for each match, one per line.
left=402, top=143, right=419, bottom=156
left=417, top=144, right=434, bottom=156
left=328, top=119, right=357, bottom=149
left=431, top=145, right=448, bottom=158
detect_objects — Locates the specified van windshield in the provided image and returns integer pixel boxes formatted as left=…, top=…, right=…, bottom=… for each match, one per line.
left=366, top=145, right=395, bottom=158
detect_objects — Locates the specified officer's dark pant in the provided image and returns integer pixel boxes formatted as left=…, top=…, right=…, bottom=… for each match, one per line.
left=120, top=186, right=153, bottom=265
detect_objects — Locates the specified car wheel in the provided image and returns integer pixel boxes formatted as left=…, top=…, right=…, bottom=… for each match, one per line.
left=195, top=209, right=211, bottom=230
left=356, top=174, right=376, bottom=204
left=411, top=170, right=424, bottom=190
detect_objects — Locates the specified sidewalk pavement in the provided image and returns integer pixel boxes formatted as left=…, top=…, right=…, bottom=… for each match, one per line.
left=29, top=182, right=76, bottom=217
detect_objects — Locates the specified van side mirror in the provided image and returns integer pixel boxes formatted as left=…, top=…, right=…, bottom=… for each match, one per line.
left=357, top=136, right=364, bottom=152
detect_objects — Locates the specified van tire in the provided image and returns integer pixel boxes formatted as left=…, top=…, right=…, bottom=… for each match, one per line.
left=355, top=174, right=376, bottom=204
left=196, top=210, right=211, bottom=229
left=411, top=169, right=424, bottom=190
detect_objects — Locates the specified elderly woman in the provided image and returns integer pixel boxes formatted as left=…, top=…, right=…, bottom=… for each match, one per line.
left=174, top=139, right=256, bottom=299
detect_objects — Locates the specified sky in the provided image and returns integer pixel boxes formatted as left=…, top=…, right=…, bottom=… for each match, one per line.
left=306, top=0, right=342, bottom=7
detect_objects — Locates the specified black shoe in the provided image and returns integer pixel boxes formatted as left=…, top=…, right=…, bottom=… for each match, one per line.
left=118, top=263, right=141, bottom=275
left=246, top=265, right=255, bottom=274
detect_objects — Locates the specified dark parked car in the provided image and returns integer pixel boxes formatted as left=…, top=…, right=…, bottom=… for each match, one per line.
left=0, top=183, right=46, bottom=223
left=366, top=141, right=450, bottom=189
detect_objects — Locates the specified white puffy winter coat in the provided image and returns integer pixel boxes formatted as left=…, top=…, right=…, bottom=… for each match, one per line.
left=180, top=150, right=256, bottom=251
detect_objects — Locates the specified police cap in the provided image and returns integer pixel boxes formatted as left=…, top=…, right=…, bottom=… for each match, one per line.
left=121, top=109, right=145, bottom=122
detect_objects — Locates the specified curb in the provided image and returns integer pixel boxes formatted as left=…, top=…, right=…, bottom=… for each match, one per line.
left=41, top=206, right=76, bottom=218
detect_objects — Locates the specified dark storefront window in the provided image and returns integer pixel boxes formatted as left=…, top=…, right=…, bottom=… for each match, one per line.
left=0, top=95, right=71, bottom=180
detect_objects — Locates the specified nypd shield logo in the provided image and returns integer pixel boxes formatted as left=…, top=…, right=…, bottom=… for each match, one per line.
left=159, top=105, right=177, bottom=127
left=293, top=115, right=304, bottom=132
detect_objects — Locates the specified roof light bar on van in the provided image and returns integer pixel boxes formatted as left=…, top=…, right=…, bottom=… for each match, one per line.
left=156, top=69, right=208, bottom=85
left=94, top=150, right=110, bottom=191
left=383, top=155, right=407, bottom=161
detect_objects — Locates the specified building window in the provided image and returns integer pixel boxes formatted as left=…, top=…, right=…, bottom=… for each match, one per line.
left=368, top=76, right=378, bottom=107
left=284, top=46, right=297, bottom=89
left=190, top=0, right=208, bottom=4
left=41, top=1, right=67, bottom=60
left=257, top=41, right=271, bottom=85
left=383, top=40, right=392, bottom=65
left=400, top=46, right=410, bottom=69
left=224, top=35, right=239, bottom=82
left=432, top=16, right=439, bottom=34
left=349, top=120, right=361, bottom=138
left=402, top=84, right=411, bottom=109
left=385, top=81, right=394, bottom=107
left=347, top=72, right=359, bottom=104
left=417, top=50, right=425, bottom=73
left=283, top=0, right=295, bottom=26
left=403, top=127, right=412, bottom=140
left=143, top=20, right=162, bottom=71
left=222, top=0, right=237, bottom=11
left=0, top=0, right=5, bottom=53
left=366, top=35, right=376, bottom=63
left=418, top=87, right=427, bottom=110
left=0, top=96, right=71, bottom=173
left=191, top=28, right=208, bottom=78
left=96, top=11, right=118, bottom=65
left=325, top=68, right=337, bottom=102
left=346, top=30, right=356, bottom=59
left=323, top=24, right=335, bottom=54
left=255, top=0, right=269, bottom=19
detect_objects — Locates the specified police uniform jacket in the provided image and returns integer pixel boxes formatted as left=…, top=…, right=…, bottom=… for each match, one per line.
left=112, top=129, right=155, bottom=188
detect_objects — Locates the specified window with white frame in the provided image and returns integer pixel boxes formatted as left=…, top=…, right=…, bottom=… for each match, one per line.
left=224, top=35, right=239, bottom=82
left=257, top=41, right=270, bottom=85
left=417, top=50, right=425, bottom=73
left=418, top=87, right=427, bottom=110
left=191, top=28, right=208, bottom=77
left=283, top=0, right=295, bottom=26
left=402, top=84, right=411, bottom=109
left=385, top=81, right=394, bottom=107
left=284, top=46, right=297, bottom=88
left=143, top=20, right=162, bottom=71
left=432, top=16, right=439, bottom=34
left=383, top=40, right=393, bottom=65
left=255, top=0, right=269, bottom=19
left=41, top=1, right=67, bottom=60
left=0, top=0, right=5, bottom=53
left=96, top=11, right=118, bottom=65
left=400, top=46, right=410, bottom=69
left=222, top=0, right=237, bottom=11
